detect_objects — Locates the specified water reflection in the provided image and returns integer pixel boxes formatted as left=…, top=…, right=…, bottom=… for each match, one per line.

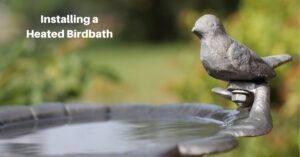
left=0, top=120, right=222, bottom=156
left=0, top=143, right=41, bottom=156
left=124, top=120, right=221, bottom=143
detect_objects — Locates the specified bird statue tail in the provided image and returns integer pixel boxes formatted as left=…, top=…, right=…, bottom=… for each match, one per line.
left=262, top=54, right=292, bottom=69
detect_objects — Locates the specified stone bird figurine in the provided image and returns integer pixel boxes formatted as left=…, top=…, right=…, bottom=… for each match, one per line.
left=192, top=14, right=292, bottom=81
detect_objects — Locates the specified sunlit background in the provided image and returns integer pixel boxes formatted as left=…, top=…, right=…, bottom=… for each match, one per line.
left=0, top=0, right=299, bottom=156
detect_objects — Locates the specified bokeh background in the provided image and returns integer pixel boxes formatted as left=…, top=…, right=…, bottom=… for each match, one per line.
left=0, top=0, right=299, bottom=156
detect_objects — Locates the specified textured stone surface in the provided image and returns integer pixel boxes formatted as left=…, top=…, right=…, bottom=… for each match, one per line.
left=32, top=103, right=68, bottom=129
left=65, top=103, right=109, bottom=123
left=0, top=106, right=33, bottom=125
left=179, top=133, right=237, bottom=156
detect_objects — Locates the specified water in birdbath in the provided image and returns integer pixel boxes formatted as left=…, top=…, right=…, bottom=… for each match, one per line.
left=0, top=119, right=223, bottom=156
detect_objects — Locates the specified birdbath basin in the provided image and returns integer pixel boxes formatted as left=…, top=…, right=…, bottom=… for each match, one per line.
left=0, top=81, right=276, bottom=157
left=0, top=103, right=245, bottom=157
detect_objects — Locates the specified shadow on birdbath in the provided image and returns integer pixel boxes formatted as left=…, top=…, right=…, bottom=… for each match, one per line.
left=0, top=14, right=292, bottom=157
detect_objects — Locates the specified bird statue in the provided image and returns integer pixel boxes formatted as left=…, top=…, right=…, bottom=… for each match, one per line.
left=192, top=14, right=292, bottom=82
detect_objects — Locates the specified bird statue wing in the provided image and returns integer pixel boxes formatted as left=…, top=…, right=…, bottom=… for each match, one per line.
left=227, top=41, right=276, bottom=79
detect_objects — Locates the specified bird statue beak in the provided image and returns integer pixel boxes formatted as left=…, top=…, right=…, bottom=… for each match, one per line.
left=192, top=27, right=196, bottom=33
left=192, top=27, right=202, bottom=38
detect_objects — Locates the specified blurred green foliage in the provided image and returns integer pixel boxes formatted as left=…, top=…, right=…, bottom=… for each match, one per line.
left=0, top=39, right=121, bottom=105
left=0, top=0, right=299, bottom=156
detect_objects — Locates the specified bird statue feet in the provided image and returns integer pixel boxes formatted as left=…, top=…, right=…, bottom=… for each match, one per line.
left=212, top=82, right=255, bottom=108
left=212, top=81, right=273, bottom=136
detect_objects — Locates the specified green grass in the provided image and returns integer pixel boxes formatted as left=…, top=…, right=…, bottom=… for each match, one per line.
left=78, top=42, right=200, bottom=104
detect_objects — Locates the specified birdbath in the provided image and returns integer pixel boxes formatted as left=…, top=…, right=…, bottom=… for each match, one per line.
left=0, top=15, right=292, bottom=157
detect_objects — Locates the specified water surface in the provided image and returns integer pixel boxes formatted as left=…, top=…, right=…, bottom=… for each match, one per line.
left=0, top=119, right=223, bottom=156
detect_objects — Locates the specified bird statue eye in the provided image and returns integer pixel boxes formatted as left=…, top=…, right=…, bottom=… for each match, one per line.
left=207, top=21, right=215, bottom=27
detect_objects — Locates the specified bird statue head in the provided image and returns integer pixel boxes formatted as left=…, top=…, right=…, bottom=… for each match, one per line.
left=192, top=14, right=226, bottom=39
